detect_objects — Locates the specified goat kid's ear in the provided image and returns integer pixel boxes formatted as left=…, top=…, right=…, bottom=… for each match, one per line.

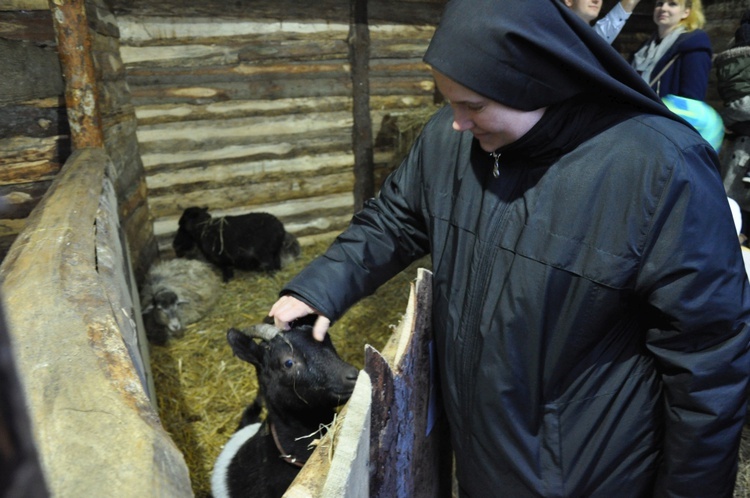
left=226, top=328, right=265, bottom=367
left=142, top=303, right=153, bottom=314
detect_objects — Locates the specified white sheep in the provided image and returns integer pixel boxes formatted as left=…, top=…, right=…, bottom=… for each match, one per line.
left=140, top=258, right=223, bottom=345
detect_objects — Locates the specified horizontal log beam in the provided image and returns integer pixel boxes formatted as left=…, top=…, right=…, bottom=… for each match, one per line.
left=148, top=170, right=355, bottom=217
left=0, top=39, right=64, bottom=105
left=131, top=94, right=432, bottom=126
left=0, top=148, right=191, bottom=496
left=0, top=0, right=49, bottom=12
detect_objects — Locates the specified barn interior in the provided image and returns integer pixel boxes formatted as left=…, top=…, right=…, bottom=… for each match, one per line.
left=1, top=0, right=749, bottom=496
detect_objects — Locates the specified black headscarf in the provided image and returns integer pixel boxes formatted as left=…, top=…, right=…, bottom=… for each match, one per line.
left=423, top=0, right=685, bottom=125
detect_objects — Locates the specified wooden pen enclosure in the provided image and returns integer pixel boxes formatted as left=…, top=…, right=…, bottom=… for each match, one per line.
left=1, top=0, right=749, bottom=496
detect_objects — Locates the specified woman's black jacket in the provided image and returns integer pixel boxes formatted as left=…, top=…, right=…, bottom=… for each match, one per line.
left=282, top=105, right=750, bottom=497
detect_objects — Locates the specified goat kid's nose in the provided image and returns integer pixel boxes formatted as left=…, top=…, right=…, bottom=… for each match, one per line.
left=344, top=366, right=359, bottom=382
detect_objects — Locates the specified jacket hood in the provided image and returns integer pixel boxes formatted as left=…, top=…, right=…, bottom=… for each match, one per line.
left=424, top=0, right=680, bottom=123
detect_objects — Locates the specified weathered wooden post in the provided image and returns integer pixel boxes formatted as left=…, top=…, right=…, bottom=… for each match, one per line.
left=349, top=0, right=374, bottom=212
left=47, top=0, right=104, bottom=149
left=366, top=268, right=452, bottom=498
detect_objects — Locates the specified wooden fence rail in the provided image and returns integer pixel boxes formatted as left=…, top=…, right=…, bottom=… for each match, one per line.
left=0, top=148, right=192, bottom=497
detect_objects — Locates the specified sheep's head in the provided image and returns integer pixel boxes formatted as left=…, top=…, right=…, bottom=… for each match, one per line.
left=227, top=322, right=359, bottom=415
left=144, top=289, right=188, bottom=335
left=173, top=206, right=211, bottom=256
left=178, top=206, right=211, bottom=230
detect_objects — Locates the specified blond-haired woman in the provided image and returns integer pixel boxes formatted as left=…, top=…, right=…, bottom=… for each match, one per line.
left=631, top=0, right=712, bottom=99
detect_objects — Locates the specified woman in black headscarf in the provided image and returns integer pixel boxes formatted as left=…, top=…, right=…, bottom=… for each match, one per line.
left=269, top=0, right=750, bottom=496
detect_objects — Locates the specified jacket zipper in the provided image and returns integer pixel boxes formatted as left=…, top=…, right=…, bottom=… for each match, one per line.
left=457, top=155, right=521, bottom=452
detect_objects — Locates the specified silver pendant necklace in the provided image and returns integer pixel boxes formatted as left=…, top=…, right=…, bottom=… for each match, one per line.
left=490, top=151, right=501, bottom=178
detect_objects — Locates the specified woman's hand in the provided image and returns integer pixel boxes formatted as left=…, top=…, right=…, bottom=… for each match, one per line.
left=268, top=295, right=331, bottom=342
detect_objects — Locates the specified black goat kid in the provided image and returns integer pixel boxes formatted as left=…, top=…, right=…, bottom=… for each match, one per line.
left=173, top=206, right=300, bottom=281
left=211, top=321, right=359, bottom=498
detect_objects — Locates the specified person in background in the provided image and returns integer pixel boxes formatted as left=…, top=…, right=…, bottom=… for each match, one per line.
left=631, top=0, right=711, bottom=99
left=715, top=10, right=750, bottom=237
left=270, top=0, right=750, bottom=496
left=564, top=0, right=642, bottom=43
left=632, top=0, right=723, bottom=152
left=715, top=9, right=750, bottom=139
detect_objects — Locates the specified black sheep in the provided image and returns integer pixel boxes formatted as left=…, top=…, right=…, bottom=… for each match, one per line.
left=172, top=206, right=300, bottom=281
left=211, top=320, right=359, bottom=498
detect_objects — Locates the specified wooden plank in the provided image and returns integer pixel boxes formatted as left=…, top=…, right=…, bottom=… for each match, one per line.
left=131, top=94, right=430, bottom=128
left=133, top=96, right=351, bottom=125
left=238, top=39, right=350, bottom=62
left=366, top=269, right=452, bottom=497
left=129, top=78, right=353, bottom=105
left=0, top=160, right=61, bottom=185
left=0, top=0, right=49, bottom=12
left=116, top=17, right=350, bottom=44
left=94, top=172, right=156, bottom=406
left=134, top=110, right=353, bottom=144
left=127, top=78, right=430, bottom=106
left=127, top=60, right=351, bottom=83
left=123, top=59, right=426, bottom=85
left=140, top=134, right=351, bottom=170
left=120, top=21, right=432, bottom=45
left=0, top=136, right=69, bottom=168
left=0, top=102, right=69, bottom=139
left=144, top=150, right=354, bottom=187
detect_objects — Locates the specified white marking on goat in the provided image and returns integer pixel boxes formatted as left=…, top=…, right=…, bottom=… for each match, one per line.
left=211, top=422, right=261, bottom=498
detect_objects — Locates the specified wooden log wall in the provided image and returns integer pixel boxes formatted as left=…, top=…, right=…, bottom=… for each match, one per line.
left=0, top=9, right=69, bottom=261
left=0, top=0, right=157, bottom=281
left=111, top=0, right=443, bottom=256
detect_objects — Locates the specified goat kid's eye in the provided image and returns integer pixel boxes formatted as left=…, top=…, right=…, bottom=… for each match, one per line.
left=284, top=359, right=294, bottom=369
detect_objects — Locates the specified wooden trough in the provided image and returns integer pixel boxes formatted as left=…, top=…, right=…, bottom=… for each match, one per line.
left=0, top=143, right=452, bottom=496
